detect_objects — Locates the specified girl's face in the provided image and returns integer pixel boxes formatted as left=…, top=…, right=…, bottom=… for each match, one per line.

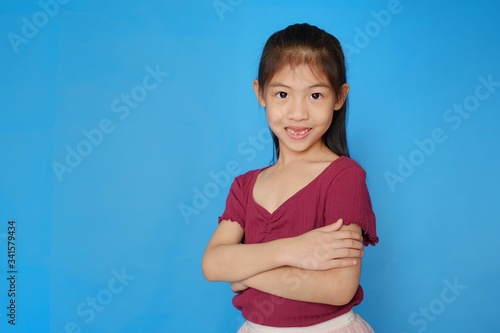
left=254, top=63, right=349, bottom=159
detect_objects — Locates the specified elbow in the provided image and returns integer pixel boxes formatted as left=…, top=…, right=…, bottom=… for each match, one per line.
left=325, top=271, right=360, bottom=306
left=202, top=264, right=217, bottom=282
left=327, top=286, right=358, bottom=306
left=201, top=253, right=218, bottom=282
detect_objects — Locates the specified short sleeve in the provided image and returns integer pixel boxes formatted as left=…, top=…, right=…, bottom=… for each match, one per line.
left=324, top=166, right=379, bottom=246
left=218, top=176, right=246, bottom=229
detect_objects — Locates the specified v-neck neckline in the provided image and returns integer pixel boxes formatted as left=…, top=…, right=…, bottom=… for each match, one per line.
left=250, top=156, right=345, bottom=216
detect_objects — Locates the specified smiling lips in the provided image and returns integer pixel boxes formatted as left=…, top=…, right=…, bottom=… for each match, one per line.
left=285, top=127, right=312, bottom=139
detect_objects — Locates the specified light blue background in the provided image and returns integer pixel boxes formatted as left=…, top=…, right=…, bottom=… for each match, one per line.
left=1, top=0, right=499, bottom=332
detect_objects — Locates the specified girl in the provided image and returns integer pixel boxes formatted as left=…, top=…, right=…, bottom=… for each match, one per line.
left=202, top=23, right=378, bottom=333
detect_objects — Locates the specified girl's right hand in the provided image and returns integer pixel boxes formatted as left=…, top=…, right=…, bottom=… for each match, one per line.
left=284, top=219, right=364, bottom=270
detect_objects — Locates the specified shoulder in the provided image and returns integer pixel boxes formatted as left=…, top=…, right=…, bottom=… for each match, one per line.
left=327, top=156, right=367, bottom=181
left=232, top=166, right=269, bottom=188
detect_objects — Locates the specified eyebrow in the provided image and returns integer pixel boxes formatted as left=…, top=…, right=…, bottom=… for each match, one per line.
left=269, top=82, right=331, bottom=89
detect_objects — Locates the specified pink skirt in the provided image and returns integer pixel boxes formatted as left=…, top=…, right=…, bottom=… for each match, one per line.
left=237, top=310, right=374, bottom=333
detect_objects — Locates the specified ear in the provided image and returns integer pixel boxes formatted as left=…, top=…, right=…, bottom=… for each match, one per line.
left=253, top=80, right=266, bottom=107
left=333, top=83, right=350, bottom=111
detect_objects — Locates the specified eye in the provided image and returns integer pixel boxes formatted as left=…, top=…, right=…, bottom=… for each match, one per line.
left=310, top=93, right=322, bottom=100
left=276, top=91, right=288, bottom=99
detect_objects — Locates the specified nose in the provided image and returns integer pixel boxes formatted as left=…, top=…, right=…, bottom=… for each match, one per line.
left=286, top=99, right=309, bottom=121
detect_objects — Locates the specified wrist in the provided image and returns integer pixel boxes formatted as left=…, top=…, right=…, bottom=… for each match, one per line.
left=274, top=237, right=294, bottom=267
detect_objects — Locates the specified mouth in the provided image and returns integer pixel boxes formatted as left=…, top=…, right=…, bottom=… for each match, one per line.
left=285, top=127, right=312, bottom=139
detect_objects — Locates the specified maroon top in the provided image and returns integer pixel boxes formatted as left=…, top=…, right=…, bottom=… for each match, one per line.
left=218, top=156, right=378, bottom=327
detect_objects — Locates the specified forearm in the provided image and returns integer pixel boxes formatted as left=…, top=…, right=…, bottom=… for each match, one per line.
left=202, top=238, right=292, bottom=282
left=203, top=219, right=363, bottom=285
left=243, top=264, right=361, bottom=306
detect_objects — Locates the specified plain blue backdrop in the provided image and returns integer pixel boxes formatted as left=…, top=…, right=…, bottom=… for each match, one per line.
left=1, top=0, right=499, bottom=332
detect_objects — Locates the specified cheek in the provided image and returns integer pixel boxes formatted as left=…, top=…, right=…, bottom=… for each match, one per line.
left=327, top=112, right=335, bottom=124
left=265, top=107, right=284, bottom=124
left=317, top=110, right=334, bottom=126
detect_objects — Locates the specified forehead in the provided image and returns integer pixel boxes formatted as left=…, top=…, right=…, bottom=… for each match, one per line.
left=268, top=63, right=331, bottom=87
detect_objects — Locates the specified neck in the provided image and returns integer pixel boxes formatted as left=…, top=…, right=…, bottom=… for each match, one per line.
left=275, top=144, right=338, bottom=167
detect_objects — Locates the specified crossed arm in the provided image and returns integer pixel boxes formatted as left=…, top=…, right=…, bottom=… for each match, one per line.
left=201, top=218, right=363, bottom=306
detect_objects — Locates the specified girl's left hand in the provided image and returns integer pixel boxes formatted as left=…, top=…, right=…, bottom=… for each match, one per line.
left=230, top=281, right=249, bottom=293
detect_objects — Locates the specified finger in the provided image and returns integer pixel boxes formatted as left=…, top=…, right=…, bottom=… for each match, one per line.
left=324, top=229, right=363, bottom=242
left=331, top=248, right=364, bottom=259
left=321, top=232, right=363, bottom=245
left=324, top=258, right=360, bottom=269
left=320, top=218, right=343, bottom=232
left=318, top=247, right=363, bottom=262
left=310, top=258, right=359, bottom=270
left=319, top=238, right=364, bottom=253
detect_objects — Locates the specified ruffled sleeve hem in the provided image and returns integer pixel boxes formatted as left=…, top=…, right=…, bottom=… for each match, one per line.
left=218, top=215, right=244, bottom=229
left=362, top=232, right=379, bottom=246
left=343, top=219, right=379, bottom=247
